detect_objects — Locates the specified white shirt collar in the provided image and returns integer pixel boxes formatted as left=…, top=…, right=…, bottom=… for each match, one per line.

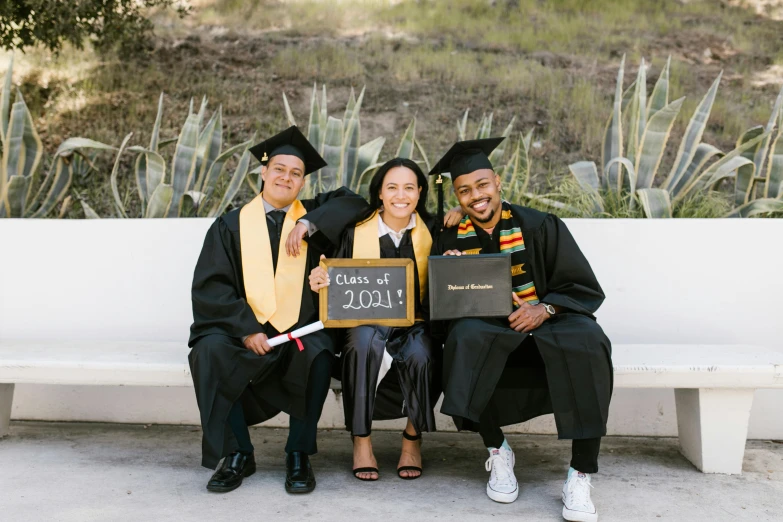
left=377, top=211, right=417, bottom=248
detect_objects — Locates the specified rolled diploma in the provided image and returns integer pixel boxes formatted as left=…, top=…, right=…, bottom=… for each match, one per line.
left=267, top=321, right=325, bottom=348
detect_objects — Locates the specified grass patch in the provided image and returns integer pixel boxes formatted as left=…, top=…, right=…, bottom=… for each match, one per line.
left=3, top=0, right=782, bottom=217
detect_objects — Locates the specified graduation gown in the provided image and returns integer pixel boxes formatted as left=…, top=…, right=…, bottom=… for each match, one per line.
left=188, top=188, right=368, bottom=469
left=335, top=221, right=442, bottom=435
left=431, top=204, right=613, bottom=440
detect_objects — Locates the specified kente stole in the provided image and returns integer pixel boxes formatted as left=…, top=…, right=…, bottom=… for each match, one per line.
left=239, top=194, right=307, bottom=332
left=456, top=201, right=540, bottom=305
left=352, top=210, right=432, bottom=306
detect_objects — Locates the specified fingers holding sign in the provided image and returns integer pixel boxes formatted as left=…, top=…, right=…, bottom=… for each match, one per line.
left=309, top=254, right=330, bottom=292
left=442, top=249, right=467, bottom=256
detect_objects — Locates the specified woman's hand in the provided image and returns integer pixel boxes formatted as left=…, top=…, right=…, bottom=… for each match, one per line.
left=309, top=255, right=330, bottom=292
left=443, top=206, right=465, bottom=228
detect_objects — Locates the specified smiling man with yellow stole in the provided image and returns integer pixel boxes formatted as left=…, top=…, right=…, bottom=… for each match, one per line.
left=188, top=126, right=368, bottom=494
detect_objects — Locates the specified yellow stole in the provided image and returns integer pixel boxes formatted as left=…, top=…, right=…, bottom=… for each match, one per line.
left=352, top=210, right=432, bottom=305
left=239, top=194, right=307, bottom=332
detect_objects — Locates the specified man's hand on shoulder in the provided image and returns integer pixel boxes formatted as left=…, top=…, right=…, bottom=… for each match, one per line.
left=508, top=293, right=551, bottom=333
left=443, top=206, right=465, bottom=228
left=244, top=332, right=275, bottom=356
left=286, top=222, right=309, bottom=257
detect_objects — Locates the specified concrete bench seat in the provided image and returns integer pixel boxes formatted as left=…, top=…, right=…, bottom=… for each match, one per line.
left=2, top=341, right=781, bottom=474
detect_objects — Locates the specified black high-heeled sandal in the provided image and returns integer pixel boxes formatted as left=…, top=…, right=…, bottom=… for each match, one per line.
left=397, top=430, right=423, bottom=480
left=351, top=435, right=379, bottom=481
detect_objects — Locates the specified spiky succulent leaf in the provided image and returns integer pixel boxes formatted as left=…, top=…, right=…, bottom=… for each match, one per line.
left=109, top=133, right=133, bottom=218
left=724, top=198, right=783, bottom=217
left=283, top=92, right=297, bottom=127
left=663, top=71, right=722, bottom=192
left=603, top=55, right=625, bottom=192
left=4, top=175, right=27, bottom=217
left=210, top=147, right=252, bottom=217
left=145, top=183, right=174, bottom=218
left=318, top=116, right=344, bottom=193
left=354, top=136, right=385, bottom=192
left=0, top=55, right=12, bottom=148
left=167, top=110, right=202, bottom=217
left=29, top=156, right=73, bottom=218
left=568, top=160, right=604, bottom=213
left=635, top=97, right=684, bottom=189
left=733, top=126, right=765, bottom=206
left=637, top=188, right=672, bottom=218
left=396, top=118, right=416, bottom=159
left=646, top=56, right=671, bottom=120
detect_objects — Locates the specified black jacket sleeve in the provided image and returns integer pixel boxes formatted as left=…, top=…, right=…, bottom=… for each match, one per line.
left=538, top=215, right=605, bottom=316
left=302, top=187, right=371, bottom=246
left=188, top=217, right=266, bottom=346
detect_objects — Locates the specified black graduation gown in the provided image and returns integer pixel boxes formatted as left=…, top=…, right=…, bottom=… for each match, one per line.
left=431, top=204, right=613, bottom=440
left=334, top=222, right=442, bottom=436
left=188, top=188, right=369, bottom=469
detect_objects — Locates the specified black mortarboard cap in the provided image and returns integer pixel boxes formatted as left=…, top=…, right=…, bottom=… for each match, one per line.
left=248, top=125, right=327, bottom=175
left=429, top=137, right=505, bottom=228
left=428, top=137, right=505, bottom=179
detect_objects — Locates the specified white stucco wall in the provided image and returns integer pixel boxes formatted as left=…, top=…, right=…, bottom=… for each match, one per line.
left=1, top=218, right=782, bottom=437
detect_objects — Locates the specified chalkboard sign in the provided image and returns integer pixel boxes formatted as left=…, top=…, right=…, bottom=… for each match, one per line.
left=319, top=258, right=415, bottom=328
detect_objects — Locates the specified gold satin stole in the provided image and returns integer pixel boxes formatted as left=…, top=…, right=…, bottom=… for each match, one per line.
left=352, top=210, right=432, bottom=311
left=239, top=194, right=307, bottom=332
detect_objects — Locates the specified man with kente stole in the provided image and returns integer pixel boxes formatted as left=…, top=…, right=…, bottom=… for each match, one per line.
left=188, top=126, right=369, bottom=494
left=428, top=138, right=612, bottom=522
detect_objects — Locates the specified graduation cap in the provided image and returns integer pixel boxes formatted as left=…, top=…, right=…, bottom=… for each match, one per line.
left=428, top=137, right=505, bottom=226
left=248, top=125, right=327, bottom=175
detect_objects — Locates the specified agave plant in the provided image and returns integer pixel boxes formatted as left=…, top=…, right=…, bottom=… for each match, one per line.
left=264, top=84, right=438, bottom=200
left=0, top=56, right=114, bottom=219
left=724, top=85, right=783, bottom=217
left=257, top=84, right=384, bottom=198
left=104, top=94, right=254, bottom=218
left=568, top=56, right=769, bottom=218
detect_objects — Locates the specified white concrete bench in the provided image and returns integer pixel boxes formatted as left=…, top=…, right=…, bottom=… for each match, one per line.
left=2, top=341, right=781, bottom=474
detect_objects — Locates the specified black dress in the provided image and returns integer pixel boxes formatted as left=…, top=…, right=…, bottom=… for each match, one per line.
left=335, top=222, right=442, bottom=436
left=188, top=188, right=368, bottom=469
left=430, top=204, right=613, bottom=440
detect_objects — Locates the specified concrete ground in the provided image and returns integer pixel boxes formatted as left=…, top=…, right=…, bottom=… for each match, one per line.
left=1, top=422, right=781, bottom=522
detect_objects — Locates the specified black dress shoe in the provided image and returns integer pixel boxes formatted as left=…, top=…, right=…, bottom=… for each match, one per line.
left=206, top=452, right=256, bottom=493
left=285, top=451, right=316, bottom=494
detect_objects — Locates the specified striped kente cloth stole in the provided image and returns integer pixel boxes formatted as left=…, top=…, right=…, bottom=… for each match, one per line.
left=456, top=201, right=540, bottom=305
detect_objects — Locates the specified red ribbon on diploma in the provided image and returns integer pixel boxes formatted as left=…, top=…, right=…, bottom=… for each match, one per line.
left=267, top=321, right=323, bottom=352
left=288, top=332, right=304, bottom=351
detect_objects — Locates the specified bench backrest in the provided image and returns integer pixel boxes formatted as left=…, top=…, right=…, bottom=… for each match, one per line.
left=1, top=218, right=781, bottom=348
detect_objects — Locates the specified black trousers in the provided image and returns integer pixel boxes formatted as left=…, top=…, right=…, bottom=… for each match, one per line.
left=477, top=393, right=602, bottom=474
left=476, top=334, right=602, bottom=474
left=227, top=351, right=333, bottom=456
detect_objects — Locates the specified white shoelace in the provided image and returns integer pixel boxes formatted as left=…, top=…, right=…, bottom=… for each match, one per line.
left=566, top=473, right=594, bottom=508
left=485, top=452, right=514, bottom=486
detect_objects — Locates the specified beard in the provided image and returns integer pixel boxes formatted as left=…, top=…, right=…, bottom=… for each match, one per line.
left=471, top=207, right=496, bottom=224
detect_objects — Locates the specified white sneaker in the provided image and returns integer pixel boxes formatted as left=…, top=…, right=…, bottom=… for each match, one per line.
left=484, top=446, right=518, bottom=503
left=562, top=470, right=598, bottom=522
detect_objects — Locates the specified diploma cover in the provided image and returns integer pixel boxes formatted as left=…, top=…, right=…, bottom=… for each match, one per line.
left=428, top=254, right=512, bottom=320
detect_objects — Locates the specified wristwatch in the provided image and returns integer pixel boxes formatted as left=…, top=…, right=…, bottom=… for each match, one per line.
left=541, top=303, right=556, bottom=316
